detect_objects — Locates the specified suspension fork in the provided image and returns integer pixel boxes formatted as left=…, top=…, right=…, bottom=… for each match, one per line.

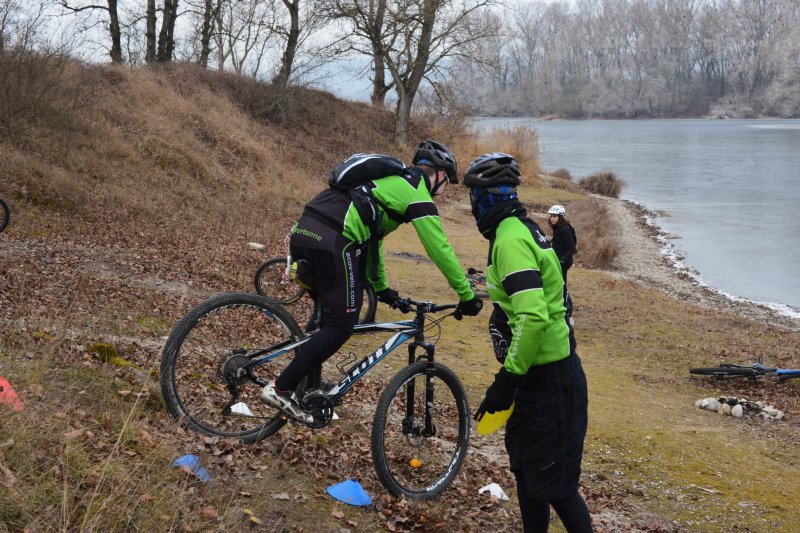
left=405, top=332, right=437, bottom=437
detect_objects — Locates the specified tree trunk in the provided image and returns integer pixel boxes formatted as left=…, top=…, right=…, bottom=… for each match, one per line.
left=199, top=0, right=221, bottom=68
left=394, top=92, right=412, bottom=145
left=146, top=0, right=156, bottom=63
left=371, top=50, right=388, bottom=108
left=157, top=0, right=179, bottom=62
left=273, top=0, right=300, bottom=86
left=164, top=0, right=178, bottom=61
left=370, top=0, right=388, bottom=108
left=390, top=0, right=434, bottom=145
left=107, top=0, right=122, bottom=63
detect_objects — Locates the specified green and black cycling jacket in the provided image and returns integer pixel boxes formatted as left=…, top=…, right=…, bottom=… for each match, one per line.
left=302, top=173, right=474, bottom=301
left=487, top=216, right=572, bottom=375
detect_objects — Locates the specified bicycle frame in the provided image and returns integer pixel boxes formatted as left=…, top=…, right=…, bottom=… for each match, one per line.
left=705, top=361, right=800, bottom=381
left=244, top=304, right=452, bottom=411
left=750, top=362, right=800, bottom=381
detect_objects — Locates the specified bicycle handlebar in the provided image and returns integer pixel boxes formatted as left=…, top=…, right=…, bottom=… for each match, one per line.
left=390, top=298, right=460, bottom=318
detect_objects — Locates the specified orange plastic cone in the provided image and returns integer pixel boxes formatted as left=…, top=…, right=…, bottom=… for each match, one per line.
left=0, top=376, right=24, bottom=412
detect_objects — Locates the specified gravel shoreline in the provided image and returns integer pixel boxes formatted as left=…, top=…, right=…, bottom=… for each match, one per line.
left=601, top=196, right=800, bottom=333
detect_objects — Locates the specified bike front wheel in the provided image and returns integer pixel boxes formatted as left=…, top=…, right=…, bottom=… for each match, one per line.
left=371, top=362, right=470, bottom=499
left=160, top=292, right=304, bottom=443
left=254, top=256, right=306, bottom=304
left=689, top=366, right=757, bottom=380
left=0, top=197, right=9, bottom=233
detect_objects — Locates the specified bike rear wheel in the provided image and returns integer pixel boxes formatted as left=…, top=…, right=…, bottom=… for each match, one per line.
left=371, top=362, right=470, bottom=499
left=160, top=292, right=303, bottom=443
left=360, top=284, right=377, bottom=323
left=0, top=197, right=9, bottom=233
left=689, top=366, right=758, bottom=380
left=254, top=256, right=376, bottom=325
left=254, top=256, right=306, bottom=304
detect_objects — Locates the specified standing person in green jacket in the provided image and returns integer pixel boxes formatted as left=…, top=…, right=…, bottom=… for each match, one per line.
left=261, top=140, right=483, bottom=423
left=467, top=153, right=592, bottom=533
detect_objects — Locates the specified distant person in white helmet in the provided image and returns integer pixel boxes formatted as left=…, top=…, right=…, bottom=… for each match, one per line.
left=548, top=205, right=577, bottom=284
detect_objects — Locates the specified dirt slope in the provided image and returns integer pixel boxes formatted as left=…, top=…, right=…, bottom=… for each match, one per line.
left=2, top=60, right=799, bottom=533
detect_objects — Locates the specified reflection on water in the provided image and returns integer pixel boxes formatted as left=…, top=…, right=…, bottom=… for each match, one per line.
left=473, top=118, right=800, bottom=310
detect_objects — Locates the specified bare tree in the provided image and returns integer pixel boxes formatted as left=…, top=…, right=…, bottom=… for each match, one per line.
left=325, top=0, right=393, bottom=107
left=382, top=0, right=500, bottom=144
left=157, top=0, right=179, bottom=61
left=271, top=0, right=333, bottom=86
left=56, top=0, right=124, bottom=63
left=2, top=1, right=48, bottom=52
left=214, top=0, right=276, bottom=75
left=272, top=0, right=299, bottom=85
left=146, top=0, right=156, bottom=62
left=198, top=0, right=224, bottom=67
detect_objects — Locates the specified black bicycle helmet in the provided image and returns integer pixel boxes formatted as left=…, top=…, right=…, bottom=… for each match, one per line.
left=412, top=139, right=458, bottom=184
left=463, top=153, right=521, bottom=188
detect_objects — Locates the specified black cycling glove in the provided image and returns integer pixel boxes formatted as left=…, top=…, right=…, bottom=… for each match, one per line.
left=376, top=288, right=401, bottom=306
left=456, top=295, right=483, bottom=317
left=473, top=367, right=526, bottom=421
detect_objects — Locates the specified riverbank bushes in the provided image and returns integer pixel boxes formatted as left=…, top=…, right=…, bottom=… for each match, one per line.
left=579, top=171, right=626, bottom=198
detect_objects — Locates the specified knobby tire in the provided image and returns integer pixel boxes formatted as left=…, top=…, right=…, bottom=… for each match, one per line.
left=360, top=284, right=377, bottom=324
left=371, top=362, right=470, bottom=499
left=160, top=292, right=303, bottom=443
left=254, top=256, right=377, bottom=324
left=689, top=366, right=758, bottom=380
left=254, top=257, right=306, bottom=304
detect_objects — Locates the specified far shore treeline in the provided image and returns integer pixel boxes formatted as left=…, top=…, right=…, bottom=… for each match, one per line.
left=1, top=0, right=798, bottom=141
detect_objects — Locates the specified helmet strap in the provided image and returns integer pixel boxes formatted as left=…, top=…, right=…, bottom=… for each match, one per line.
left=430, top=169, right=448, bottom=196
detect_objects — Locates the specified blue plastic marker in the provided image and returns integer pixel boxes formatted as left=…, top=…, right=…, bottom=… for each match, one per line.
left=172, top=454, right=212, bottom=483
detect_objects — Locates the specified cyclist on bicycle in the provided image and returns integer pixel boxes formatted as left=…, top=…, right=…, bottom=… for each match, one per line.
left=466, top=153, right=591, bottom=532
left=262, top=140, right=483, bottom=422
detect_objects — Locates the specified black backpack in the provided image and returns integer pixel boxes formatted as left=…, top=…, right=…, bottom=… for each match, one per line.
left=328, top=154, right=412, bottom=280
left=567, top=223, right=578, bottom=253
left=329, top=153, right=408, bottom=189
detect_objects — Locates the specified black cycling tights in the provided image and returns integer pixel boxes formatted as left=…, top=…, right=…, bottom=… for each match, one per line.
left=276, top=321, right=352, bottom=392
left=515, top=472, right=593, bottom=533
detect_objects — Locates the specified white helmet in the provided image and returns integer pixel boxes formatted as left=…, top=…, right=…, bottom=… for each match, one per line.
left=548, top=204, right=566, bottom=216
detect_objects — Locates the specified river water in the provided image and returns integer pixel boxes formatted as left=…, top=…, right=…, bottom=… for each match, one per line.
left=474, top=118, right=800, bottom=314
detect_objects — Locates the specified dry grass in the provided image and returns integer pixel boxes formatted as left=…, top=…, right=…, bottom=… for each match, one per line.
left=455, top=125, right=543, bottom=184
left=549, top=168, right=573, bottom=181
left=578, top=171, right=627, bottom=198
left=0, top=48, right=90, bottom=138
left=0, top=59, right=437, bottom=255
left=544, top=168, right=582, bottom=193
left=568, top=198, right=620, bottom=269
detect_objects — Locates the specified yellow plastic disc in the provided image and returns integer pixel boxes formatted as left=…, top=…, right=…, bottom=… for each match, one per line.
left=475, top=402, right=515, bottom=435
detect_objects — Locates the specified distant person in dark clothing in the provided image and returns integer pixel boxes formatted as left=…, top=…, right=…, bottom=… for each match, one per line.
left=548, top=205, right=577, bottom=284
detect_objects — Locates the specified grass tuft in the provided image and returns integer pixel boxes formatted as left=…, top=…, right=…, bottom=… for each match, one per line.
left=567, top=199, right=620, bottom=269
left=578, top=171, right=627, bottom=198
left=550, top=168, right=573, bottom=181
left=87, top=342, right=135, bottom=368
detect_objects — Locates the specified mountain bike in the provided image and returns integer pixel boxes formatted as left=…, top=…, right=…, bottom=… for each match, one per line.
left=254, top=254, right=377, bottom=324
left=689, top=358, right=800, bottom=382
left=0, top=196, right=9, bottom=233
left=466, top=267, right=488, bottom=298
left=160, top=292, right=470, bottom=499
